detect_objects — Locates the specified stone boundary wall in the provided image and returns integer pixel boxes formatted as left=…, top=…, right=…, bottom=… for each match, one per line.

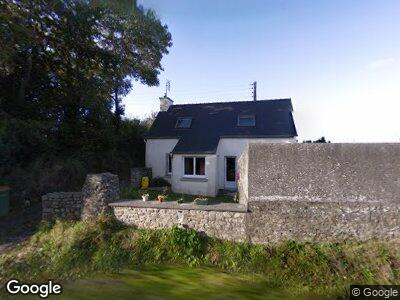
left=235, top=143, right=400, bottom=244
left=111, top=200, right=400, bottom=243
left=42, top=192, right=82, bottom=221
left=240, top=143, right=400, bottom=203
left=42, top=173, right=119, bottom=221
left=247, top=200, right=400, bottom=243
left=111, top=201, right=247, bottom=242
left=81, top=173, right=119, bottom=220
left=41, top=152, right=400, bottom=244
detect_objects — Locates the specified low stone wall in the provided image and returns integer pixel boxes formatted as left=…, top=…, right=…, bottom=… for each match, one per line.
left=111, top=201, right=247, bottom=242
left=247, top=200, right=400, bottom=243
left=235, top=143, right=400, bottom=244
left=42, top=192, right=82, bottom=221
left=111, top=199, right=400, bottom=244
left=240, top=143, right=400, bottom=203
left=42, top=173, right=119, bottom=221
left=40, top=153, right=399, bottom=244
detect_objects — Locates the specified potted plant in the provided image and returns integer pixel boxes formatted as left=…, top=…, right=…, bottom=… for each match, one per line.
left=141, top=193, right=149, bottom=202
left=157, top=194, right=166, bottom=202
left=157, top=187, right=169, bottom=203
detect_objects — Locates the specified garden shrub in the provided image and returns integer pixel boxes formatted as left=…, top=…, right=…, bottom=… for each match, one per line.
left=150, top=177, right=171, bottom=187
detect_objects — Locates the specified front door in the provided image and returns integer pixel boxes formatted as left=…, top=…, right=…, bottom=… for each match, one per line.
left=225, top=157, right=237, bottom=190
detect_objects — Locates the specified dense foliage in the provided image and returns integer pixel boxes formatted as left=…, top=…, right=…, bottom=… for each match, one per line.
left=1, top=218, right=399, bottom=297
left=0, top=0, right=171, bottom=200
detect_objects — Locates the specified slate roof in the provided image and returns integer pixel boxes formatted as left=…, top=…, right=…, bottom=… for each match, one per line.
left=146, top=99, right=297, bottom=154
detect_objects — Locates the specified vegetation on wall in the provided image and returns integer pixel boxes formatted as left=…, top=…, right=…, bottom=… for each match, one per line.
left=1, top=217, right=399, bottom=297
left=120, top=187, right=235, bottom=203
left=0, top=0, right=172, bottom=202
left=303, top=136, right=331, bottom=143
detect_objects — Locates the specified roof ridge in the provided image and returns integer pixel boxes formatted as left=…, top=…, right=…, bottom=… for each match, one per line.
left=170, top=98, right=291, bottom=107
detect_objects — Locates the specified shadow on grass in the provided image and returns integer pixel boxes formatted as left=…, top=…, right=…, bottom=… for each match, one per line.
left=14, top=266, right=333, bottom=300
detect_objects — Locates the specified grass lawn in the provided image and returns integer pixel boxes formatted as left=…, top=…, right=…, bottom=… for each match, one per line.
left=120, top=187, right=235, bottom=204
left=14, top=267, right=331, bottom=300
left=2, top=219, right=398, bottom=299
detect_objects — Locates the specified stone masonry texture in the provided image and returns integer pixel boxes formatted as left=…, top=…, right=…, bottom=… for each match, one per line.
left=81, top=173, right=120, bottom=220
left=113, top=206, right=247, bottom=242
left=43, top=143, right=400, bottom=244
left=111, top=199, right=400, bottom=243
left=42, top=192, right=82, bottom=221
left=246, top=200, right=400, bottom=243
left=245, top=143, right=400, bottom=203
left=42, top=173, right=120, bottom=221
left=236, top=143, right=400, bottom=243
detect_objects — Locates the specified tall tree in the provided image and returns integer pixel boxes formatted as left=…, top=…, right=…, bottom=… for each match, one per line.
left=0, top=0, right=172, bottom=197
left=0, top=0, right=171, bottom=148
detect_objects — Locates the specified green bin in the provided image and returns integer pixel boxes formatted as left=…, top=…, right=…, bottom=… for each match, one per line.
left=0, top=186, right=10, bottom=217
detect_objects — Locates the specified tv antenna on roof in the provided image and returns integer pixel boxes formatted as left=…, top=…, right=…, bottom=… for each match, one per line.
left=165, top=79, right=171, bottom=97
left=250, top=81, right=257, bottom=101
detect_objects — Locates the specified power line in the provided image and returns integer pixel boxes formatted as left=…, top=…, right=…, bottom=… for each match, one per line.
left=132, top=88, right=250, bottom=99
left=129, top=81, right=260, bottom=102
left=131, top=83, right=251, bottom=97
left=132, top=81, right=252, bottom=92
left=128, top=90, right=252, bottom=100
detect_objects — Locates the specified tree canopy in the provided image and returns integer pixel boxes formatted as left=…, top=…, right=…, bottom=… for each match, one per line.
left=0, top=0, right=171, bottom=199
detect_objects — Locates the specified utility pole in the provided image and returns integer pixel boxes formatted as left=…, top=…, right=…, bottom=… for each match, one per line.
left=251, top=81, right=257, bottom=101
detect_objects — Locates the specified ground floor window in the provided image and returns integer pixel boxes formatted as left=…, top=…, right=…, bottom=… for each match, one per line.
left=184, top=157, right=205, bottom=176
left=166, top=153, right=172, bottom=174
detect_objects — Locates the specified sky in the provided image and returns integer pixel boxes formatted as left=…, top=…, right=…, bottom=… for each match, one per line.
left=124, top=0, right=400, bottom=142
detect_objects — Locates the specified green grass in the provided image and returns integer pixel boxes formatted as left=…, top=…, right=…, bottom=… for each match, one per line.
left=120, top=187, right=235, bottom=204
left=1, top=217, right=399, bottom=298
left=12, top=267, right=330, bottom=300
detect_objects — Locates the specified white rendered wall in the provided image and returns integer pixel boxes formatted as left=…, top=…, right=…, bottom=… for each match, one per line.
left=145, top=139, right=178, bottom=182
left=171, top=154, right=218, bottom=197
left=146, top=137, right=296, bottom=195
left=216, top=138, right=296, bottom=190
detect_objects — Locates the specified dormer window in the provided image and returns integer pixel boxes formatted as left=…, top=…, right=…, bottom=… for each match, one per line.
left=237, top=115, right=255, bottom=126
left=175, top=117, right=192, bottom=128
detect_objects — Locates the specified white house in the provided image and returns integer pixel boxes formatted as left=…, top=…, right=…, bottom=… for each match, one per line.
left=145, top=96, right=297, bottom=196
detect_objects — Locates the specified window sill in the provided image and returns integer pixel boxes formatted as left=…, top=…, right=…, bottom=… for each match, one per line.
left=180, top=177, right=208, bottom=182
left=164, top=174, right=171, bottom=178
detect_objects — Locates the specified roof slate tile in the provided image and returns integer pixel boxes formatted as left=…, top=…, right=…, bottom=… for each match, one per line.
left=147, top=99, right=297, bottom=154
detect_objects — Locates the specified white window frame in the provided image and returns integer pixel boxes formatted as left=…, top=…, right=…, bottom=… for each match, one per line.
left=183, top=156, right=206, bottom=178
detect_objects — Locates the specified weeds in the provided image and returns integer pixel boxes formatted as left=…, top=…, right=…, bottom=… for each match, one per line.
left=120, top=187, right=234, bottom=204
left=0, top=217, right=399, bottom=297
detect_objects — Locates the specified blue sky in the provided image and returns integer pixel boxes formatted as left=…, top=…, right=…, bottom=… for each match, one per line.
left=125, top=0, right=400, bottom=142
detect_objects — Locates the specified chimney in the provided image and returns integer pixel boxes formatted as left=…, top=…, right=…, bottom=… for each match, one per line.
left=159, top=95, right=173, bottom=111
